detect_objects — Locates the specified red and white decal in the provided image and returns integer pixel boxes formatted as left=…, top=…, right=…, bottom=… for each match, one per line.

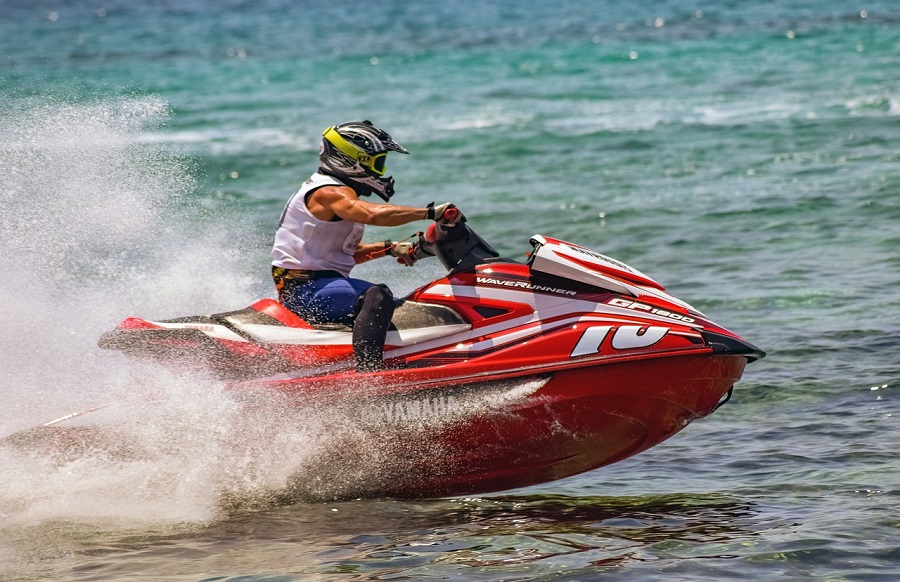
left=606, top=298, right=696, bottom=323
left=570, top=325, right=669, bottom=358
left=475, top=276, right=577, bottom=296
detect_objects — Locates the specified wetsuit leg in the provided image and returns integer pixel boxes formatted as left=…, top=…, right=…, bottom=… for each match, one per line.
left=352, top=284, right=395, bottom=373
left=279, top=277, right=374, bottom=325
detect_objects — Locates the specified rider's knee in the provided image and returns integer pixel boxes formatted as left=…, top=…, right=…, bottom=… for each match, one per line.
left=355, top=284, right=393, bottom=315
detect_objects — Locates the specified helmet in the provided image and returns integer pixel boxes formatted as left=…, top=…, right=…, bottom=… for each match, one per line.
left=319, top=120, right=409, bottom=202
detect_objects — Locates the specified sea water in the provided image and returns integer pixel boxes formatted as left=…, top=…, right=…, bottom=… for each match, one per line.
left=1, top=1, right=899, bottom=580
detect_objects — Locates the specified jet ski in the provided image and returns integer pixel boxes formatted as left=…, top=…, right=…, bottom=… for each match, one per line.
left=94, top=212, right=764, bottom=498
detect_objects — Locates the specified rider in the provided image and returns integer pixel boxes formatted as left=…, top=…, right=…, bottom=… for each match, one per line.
left=271, top=120, right=459, bottom=372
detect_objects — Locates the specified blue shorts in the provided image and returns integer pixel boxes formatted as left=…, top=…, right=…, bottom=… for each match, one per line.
left=280, top=276, right=377, bottom=325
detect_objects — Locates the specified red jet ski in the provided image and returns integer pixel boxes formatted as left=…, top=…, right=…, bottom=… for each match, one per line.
left=97, top=214, right=764, bottom=498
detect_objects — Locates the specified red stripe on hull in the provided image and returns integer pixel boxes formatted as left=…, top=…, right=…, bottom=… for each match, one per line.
left=245, top=354, right=746, bottom=499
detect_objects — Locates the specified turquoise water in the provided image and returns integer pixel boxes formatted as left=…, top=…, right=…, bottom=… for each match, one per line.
left=2, top=1, right=899, bottom=580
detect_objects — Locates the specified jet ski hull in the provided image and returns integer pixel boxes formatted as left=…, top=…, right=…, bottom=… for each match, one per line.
left=239, top=352, right=746, bottom=499
left=91, top=226, right=764, bottom=498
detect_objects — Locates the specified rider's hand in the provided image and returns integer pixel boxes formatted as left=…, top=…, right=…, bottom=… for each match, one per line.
left=426, top=202, right=462, bottom=226
left=389, top=241, right=417, bottom=267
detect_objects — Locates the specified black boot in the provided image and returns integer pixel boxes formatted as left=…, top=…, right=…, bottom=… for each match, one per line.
left=352, top=285, right=395, bottom=373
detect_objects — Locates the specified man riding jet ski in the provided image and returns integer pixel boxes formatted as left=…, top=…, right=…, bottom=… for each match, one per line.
left=94, top=179, right=765, bottom=497
left=271, top=120, right=458, bottom=372
left=95, top=213, right=764, bottom=497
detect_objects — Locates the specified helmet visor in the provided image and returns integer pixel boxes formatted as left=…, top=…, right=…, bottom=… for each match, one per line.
left=371, top=153, right=387, bottom=175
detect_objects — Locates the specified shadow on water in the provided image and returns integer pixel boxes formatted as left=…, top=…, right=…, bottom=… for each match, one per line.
left=14, top=493, right=760, bottom=580
left=294, top=494, right=761, bottom=575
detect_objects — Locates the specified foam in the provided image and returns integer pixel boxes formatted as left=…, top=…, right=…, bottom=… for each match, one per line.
left=0, top=99, right=259, bottom=523
left=0, top=100, right=544, bottom=525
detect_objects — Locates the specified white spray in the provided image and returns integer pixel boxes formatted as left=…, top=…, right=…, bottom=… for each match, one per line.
left=0, top=98, right=266, bottom=524
left=0, top=100, right=544, bottom=534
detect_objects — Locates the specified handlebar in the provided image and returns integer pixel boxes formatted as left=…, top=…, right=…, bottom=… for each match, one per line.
left=442, top=206, right=460, bottom=223
left=418, top=209, right=500, bottom=271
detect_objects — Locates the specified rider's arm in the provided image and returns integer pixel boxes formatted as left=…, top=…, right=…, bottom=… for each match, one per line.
left=353, top=241, right=392, bottom=264
left=311, top=186, right=427, bottom=226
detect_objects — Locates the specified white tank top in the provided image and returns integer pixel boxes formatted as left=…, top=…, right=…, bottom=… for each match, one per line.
left=271, top=173, right=365, bottom=276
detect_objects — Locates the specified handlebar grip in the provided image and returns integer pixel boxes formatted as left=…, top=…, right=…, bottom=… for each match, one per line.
left=443, top=207, right=460, bottom=222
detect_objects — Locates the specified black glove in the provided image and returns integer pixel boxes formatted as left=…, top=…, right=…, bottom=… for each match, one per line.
left=390, top=233, right=437, bottom=267
left=426, top=202, right=462, bottom=226
left=389, top=241, right=417, bottom=267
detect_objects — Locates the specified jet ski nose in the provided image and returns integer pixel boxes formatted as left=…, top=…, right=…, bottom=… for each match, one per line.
left=701, top=330, right=766, bottom=362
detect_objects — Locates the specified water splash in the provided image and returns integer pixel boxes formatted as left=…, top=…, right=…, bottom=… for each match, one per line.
left=0, top=100, right=547, bottom=528
left=2, top=99, right=181, bottom=429
left=0, top=99, right=262, bottom=526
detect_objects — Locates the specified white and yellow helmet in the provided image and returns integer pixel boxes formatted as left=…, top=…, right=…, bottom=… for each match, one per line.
left=319, top=120, right=409, bottom=201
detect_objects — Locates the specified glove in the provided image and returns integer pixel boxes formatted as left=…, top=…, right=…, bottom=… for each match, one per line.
left=426, top=202, right=462, bottom=226
left=389, top=241, right=418, bottom=267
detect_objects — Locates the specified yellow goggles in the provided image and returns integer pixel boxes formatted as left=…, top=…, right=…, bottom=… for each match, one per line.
left=323, top=127, right=388, bottom=176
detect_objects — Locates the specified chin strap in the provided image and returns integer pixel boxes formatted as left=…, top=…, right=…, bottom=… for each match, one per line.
left=348, top=175, right=395, bottom=202
left=319, top=168, right=395, bottom=202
